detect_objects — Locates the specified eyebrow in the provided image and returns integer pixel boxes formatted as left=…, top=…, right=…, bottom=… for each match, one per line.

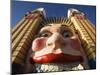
left=39, top=26, right=50, bottom=33
left=61, top=24, right=69, bottom=27
left=45, top=24, right=68, bottom=27
left=44, top=24, right=52, bottom=27
left=40, top=24, right=70, bottom=32
left=62, top=24, right=67, bottom=26
left=60, top=25, right=70, bottom=30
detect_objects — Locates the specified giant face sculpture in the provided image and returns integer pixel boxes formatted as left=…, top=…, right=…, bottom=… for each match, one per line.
left=31, top=24, right=88, bottom=72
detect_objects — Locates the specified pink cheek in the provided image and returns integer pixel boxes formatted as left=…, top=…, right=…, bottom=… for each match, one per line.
left=70, top=37, right=81, bottom=50
left=32, top=38, right=46, bottom=51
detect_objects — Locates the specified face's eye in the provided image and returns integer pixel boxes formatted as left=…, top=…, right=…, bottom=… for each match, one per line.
left=62, top=30, right=72, bottom=38
left=38, top=31, right=52, bottom=38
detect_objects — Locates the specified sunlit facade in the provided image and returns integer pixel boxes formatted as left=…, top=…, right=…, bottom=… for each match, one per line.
left=11, top=8, right=96, bottom=74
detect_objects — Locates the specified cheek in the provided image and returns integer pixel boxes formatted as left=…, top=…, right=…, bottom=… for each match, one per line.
left=32, top=38, right=46, bottom=51
left=69, top=36, right=81, bottom=50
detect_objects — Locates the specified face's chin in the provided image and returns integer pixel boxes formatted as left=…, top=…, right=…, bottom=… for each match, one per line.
left=32, top=53, right=83, bottom=64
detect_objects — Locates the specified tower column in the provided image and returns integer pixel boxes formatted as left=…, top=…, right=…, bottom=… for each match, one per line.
left=12, top=8, right=46, bottom=74
left=67, top=8, right=96, bottom=69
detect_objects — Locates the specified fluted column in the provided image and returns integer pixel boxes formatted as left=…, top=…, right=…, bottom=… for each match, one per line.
left=12, top=8, right=46, bottom=64
left=68, top=8, right=96, bottom=69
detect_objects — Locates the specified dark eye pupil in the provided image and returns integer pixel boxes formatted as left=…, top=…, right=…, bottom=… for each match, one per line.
left=42, top=33, right=49, bottom=37
left=39, top=31, right=52, bottom=37
left=63, top=32, right=69, bottom=37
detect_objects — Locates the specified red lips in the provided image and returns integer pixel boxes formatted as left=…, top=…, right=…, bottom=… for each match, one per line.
left=31, top=53, right=83, bottom=64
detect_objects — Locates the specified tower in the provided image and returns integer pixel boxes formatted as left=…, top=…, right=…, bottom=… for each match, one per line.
left=11, top=8, right=96, bottom=74
left=68, top=8, right=96, bottom=68
left=12, top=8, right=46, bottom=73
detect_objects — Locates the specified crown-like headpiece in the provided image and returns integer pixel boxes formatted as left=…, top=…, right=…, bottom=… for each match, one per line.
left=40, top=17, right=73, bottom=27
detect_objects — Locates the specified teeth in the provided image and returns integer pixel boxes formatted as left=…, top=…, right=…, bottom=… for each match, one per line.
left=43, top=64, right=48, bottom=72
left=77, top=64, right=84, bottom=70
left=72, top=67, right=78, bottom=70
left=53, top=65, right=59, bottom=71
left=35, top=62, right=84, bottom=72
left=41, top=65, right=45, bottom=71
left=35, top=64, right=41, bottom=72
left=48, top=65, right=54, bottom=71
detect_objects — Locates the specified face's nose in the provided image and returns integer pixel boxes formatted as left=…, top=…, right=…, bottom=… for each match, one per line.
left=46, top=32, right=66, bottom=49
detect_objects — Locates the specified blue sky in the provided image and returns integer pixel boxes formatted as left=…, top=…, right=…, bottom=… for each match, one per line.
left=11, top=1, right=96, bottom=27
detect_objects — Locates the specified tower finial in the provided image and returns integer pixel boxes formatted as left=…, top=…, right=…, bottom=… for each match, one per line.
left=67, top=8, right=83, bottom=18
left=34, top=8, right=46, bottom=18
left=25, top=8, right=46, bottom=18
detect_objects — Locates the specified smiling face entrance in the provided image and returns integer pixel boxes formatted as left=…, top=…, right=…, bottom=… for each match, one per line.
left=31, top=24, right=84, bottom=64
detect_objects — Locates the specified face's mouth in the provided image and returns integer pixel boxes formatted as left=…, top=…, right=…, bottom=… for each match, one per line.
left=35, top=62, right=84, bottom=72
left=30, top=53, right=88, bottom=73
left=32, top=53, right=83, bottom=64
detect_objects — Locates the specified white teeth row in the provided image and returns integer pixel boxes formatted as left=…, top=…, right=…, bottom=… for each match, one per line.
left=35, top=63, right=84, bottom=72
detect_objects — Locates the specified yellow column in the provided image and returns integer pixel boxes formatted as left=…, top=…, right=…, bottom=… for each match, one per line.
left=12, top=19, right=29, bottom=42
left=12, top=19, right=33, bottom=52
left=79, top=19, right=95, bottom=43
left=12, top=18, right=25, bottom=34
left=71, top=16, right=96, bottom=60
left=84, top=19, right=95, bottom=35
left=12, top=8, right=45, bottom=64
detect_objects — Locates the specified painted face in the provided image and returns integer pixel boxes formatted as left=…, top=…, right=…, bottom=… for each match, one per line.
left=31, top=24, right=83, bottom=63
